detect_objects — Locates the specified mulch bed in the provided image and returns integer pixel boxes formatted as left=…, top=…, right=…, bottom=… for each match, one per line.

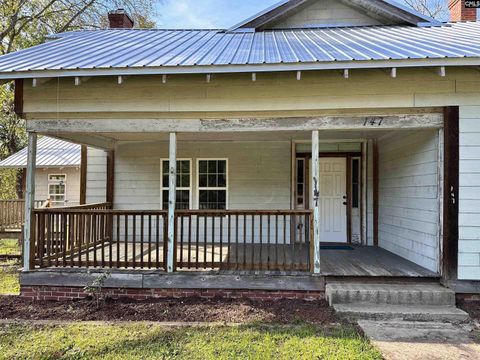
left=0, top=295, right=336, bottom=325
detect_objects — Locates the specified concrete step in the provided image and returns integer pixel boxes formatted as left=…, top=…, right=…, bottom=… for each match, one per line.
left=333, top=304, right=469, bottom=323
left=325, top=282, right=456, bottom=306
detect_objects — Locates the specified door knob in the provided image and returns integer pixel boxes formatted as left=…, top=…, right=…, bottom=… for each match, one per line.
left=343, top=202, right=347, bottom=206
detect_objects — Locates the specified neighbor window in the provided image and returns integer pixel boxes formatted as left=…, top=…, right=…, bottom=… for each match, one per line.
left=48, top=174, right=66, bottom=206
left=198, top=159, right=228, bottom=210
left=352, top=159, right=360, bottom=209
left=161, top=159, right=191, bottom=210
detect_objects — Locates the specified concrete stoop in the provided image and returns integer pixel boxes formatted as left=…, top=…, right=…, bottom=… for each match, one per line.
left=326, top=282, right=469, bottom=323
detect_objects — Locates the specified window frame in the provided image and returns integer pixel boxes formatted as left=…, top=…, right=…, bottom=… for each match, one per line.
left=196, top=158, right=229, bottom=210
left=160, top=158, right=193, bottom=210
left=47, top=173, right=67, bottom=205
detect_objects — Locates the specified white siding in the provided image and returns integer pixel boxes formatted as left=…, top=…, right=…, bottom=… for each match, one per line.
left=86, top=148, right=107, bottom=204
left=114, top=141, right=291, bottom=210
left=377, top=130, right=441, bottom=273
left=459, top=106, right=480, bottom=280
left=271, top=0, right=383, bottom=28
left=34, top=167, right=80, bottom=206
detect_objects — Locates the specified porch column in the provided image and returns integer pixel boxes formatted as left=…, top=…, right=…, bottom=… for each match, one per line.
left=312, top=130, right=321, bottom=274
left=23, top=132, right=37, bottom=271
left=167, top=132, right=177, bottom=272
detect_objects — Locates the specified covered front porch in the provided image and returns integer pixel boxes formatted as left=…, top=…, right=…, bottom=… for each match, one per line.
left=22, top=109, right=445, bottom=281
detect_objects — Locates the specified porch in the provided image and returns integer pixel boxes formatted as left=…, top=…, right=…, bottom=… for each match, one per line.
left=21, top=110, right=446, bottom=284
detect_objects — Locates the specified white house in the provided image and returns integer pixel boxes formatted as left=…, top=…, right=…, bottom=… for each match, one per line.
left=0, top=137, right=83, bottom=207
left=0, top=0, right=479, bottom=303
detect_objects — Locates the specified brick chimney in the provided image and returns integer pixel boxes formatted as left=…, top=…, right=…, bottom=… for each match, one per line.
left=108, top=9, right=134, bottom=29
left=449, top=0, right=477, bottom=22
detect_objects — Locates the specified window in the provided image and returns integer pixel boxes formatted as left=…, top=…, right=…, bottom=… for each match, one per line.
left=161, top=159, right=191, bottom=210
left=197, top=159, right=228, bottom=210
left=296, top=158, right=306, bottom=208
left=352, top=158, right=360, bottom=209
left=48, top=174, right=66, bottom=206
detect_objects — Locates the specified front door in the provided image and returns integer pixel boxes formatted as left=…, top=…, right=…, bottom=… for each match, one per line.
left=298, top=157, right=347, bottom=243
left=318, top=158, right=347, bottom=243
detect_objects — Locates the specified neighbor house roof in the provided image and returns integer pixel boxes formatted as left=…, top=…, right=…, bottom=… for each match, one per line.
left=0, top=21, right=479, bottom=80
left=229, top=0, right=439, bottom=31
left=0, top=137, right=81, bottom=168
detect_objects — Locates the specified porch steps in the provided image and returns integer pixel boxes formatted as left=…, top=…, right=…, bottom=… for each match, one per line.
left=326, top=282, right=469, bottom=323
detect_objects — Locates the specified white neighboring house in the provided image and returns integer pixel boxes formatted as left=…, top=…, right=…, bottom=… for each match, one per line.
left=0, top=137, right=82, bottom=207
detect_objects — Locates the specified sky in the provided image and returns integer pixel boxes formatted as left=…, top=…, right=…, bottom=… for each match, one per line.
left=154, top=0, right=443, bottom=29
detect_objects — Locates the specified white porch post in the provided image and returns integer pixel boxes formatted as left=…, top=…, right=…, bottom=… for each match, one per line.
left=167, top=132, right=177, bottom=272
left=23, top=132, right=37, bottom=271
left=312, top=130, right=321, bottom=274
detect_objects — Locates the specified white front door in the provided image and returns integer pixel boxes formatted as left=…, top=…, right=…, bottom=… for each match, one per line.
left=310, top=157, right=348, bottom=243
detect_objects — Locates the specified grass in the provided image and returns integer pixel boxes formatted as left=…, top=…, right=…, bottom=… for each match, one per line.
left=0, top=323, right=381, bottom=360
left=0, top=239, right=21, bottom=256
left=0, top=259, right=20, bottom=294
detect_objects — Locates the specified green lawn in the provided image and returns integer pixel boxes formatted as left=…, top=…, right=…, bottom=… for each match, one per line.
left=0, top=238, right=21, bottom=256
left=0, top=323, right=381, bottom=360
left=0, top=260, right=20, bottom=294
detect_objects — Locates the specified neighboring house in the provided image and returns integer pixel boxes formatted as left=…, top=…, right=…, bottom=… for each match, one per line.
left=0, top=0, right=479, bottom=300
left=0, top=137, right=83, bottom=207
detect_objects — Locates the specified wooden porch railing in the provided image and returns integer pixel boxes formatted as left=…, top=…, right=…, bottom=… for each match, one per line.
left=0, top=199, right=48, bottom=231
left=31, top=207, right=312, bottom=272
left=32, top=205, right=168, bottom=270
left=174, top=210, right=312, bottom=271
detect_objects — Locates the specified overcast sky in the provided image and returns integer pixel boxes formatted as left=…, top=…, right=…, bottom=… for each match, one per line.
left=154, top=0, right=447, bottom=29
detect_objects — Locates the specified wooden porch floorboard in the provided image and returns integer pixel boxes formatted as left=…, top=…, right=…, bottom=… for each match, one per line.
left=60, top=244, right=438, bottom=277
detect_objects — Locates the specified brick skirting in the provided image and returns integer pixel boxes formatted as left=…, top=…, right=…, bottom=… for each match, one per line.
left=20, top=286, right=324, bottom=301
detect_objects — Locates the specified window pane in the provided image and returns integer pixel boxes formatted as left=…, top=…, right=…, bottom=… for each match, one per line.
left=208, top=160, right=217, bottom=173
left=208, top=174, right=217, bottom=187
left=217, top=160, right=226, bottom=174
left=199, top=160, right=207, bottom=173
left=162, top=190, right=190, bottom=210
left=199, top=175, right=208, bottom=187
left=218, top=174, right=226, bottom=187
left=199, top=190, right=226, bottom=210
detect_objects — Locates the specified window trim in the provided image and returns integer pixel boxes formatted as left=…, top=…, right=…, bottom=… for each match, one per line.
left=47, top=173, right=67, bottom=205
left=196, top=158, right=229, bottom=210
left=160, top=158, right=193, bottom=210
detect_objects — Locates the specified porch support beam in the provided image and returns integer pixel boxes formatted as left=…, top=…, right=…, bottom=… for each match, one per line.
left=27, top=113, right=444, bottom=134
left=23, top=132, right=37, bottom=271
left=167, top=132, right=177, bottom=273
left=312, top=130, right=321, bottom=274
left=106, top=150, right=115, bottom=205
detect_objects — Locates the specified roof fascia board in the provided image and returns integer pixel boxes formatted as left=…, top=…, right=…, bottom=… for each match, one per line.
left=229, top=0, right=438, bottom=31
left=1, top=58, right=479, bottom=79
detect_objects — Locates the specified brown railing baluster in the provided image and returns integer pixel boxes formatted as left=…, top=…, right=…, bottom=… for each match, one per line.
left=92, top=214, right=97, bottom=268
left=283, top=214, right=286, bottom=270
left=259, top=214, right=263, bottom=271
left=180, top=215, right=184, bottom=269
left=187, top=215, right=192, bottom=269
left=203, top=215, right=207, bottom=268
left=243, top=214, right=246, bottom=270
left=211, top=215, right=215, bottom=269
left=140, top=214, right=144, bottom=268
left=132, top=215, right=136, bottom=269
left=70, top=214, right=75, bottom=268
left=124, top=215, right=128, bottom=269
left=275, top=215, right=279, bottom=270
left=100, top=213, right=105, bottom=268
left=155, top=214, right=160, bottom=269
left=148, top=215, right=152, bottom=269
left=250, top=214, right=254, bottom=270
left=219, top=214, right=223, bottom=268
left=267, top=215, right=271, bottom=270
left=195, top=215, right=199, bottom=269
left=62, top=213, right=67, bottom=267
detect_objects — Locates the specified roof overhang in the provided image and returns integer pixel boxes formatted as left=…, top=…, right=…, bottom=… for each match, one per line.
left=1, top=57, right=479, bottom=80
left=229, top=0, right=440, bottom=31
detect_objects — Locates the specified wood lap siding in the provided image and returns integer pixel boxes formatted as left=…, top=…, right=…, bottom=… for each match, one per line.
left=377, top=130, right=441, bottom=273
left=114, top=141, right=291, bottom=211
left=86, top=148, right=107, bottom=204
left=458, top=106, right=480, bottom=280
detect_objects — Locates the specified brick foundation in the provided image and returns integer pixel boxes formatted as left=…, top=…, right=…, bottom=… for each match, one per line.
left=20, top=286, right=324, bottom=302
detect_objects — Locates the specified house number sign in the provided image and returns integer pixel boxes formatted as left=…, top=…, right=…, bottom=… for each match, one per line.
left=363, top=117, right=384, bottom=126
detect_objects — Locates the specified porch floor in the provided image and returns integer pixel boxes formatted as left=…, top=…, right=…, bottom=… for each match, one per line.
left=53, top=243, right=438, bottom=277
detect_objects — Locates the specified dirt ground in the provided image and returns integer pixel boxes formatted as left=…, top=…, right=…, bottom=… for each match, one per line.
left=0, top=295, right=337, bottom=324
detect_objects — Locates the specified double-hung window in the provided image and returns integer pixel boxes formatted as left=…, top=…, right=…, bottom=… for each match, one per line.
left=161, top=159, right=192, bottom=210
left=48, top=174, right=66, bottom=206
left=197, top=159, right=228, bottom=210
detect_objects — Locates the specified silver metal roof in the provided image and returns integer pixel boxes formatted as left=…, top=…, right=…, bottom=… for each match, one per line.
left=0, top=22, right=480, bottom=79
left=0, top=137, right=81, bottom=168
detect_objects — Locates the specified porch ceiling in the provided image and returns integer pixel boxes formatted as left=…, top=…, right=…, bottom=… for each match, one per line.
left=45, top=129, right=428, bottom=148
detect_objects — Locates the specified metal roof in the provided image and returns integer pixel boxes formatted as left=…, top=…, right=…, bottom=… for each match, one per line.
left=0, top=22, right=480, bottom=79
left=0, top=137, right=81, bottom=168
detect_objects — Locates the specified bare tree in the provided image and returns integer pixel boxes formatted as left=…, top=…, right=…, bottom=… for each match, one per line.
left=404, top=0, right=449, bottom=21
